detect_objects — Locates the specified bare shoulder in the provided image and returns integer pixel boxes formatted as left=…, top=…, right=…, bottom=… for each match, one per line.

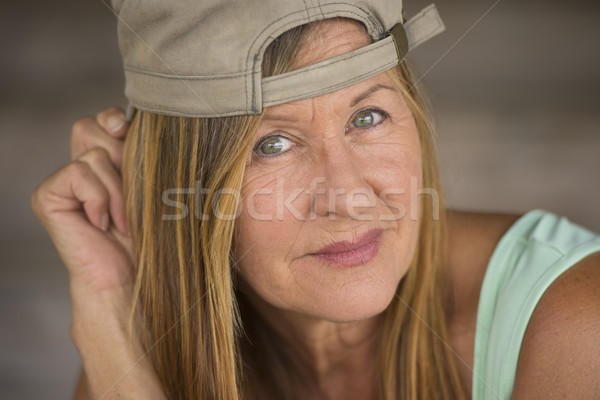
left=445, top=208, right=522, bottom=316
left=511, top=251, right=600, bottom=399
left=444, top=209, right=522, bottom=394
left=445, top=209, right=522, bottom=268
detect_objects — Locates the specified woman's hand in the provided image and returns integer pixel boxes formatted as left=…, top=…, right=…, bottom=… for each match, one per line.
left=31, top=107, right=165, bottom=399
left=32, top=107, right=132, bottom=313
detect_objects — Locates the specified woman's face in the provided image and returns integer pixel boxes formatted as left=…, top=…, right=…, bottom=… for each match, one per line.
left=234, top=19, right=422, bottom=323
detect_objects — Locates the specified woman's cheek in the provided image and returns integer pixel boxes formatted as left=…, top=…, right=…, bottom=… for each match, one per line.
left=363, top=135, right=421, bottom=179
left=235, top=167, right=312, bottom=270
left=359, top=139, right=422, bottom=220
left=233, top=193, right=306, bottom=309
left=240, top=165, right=313, bottom=221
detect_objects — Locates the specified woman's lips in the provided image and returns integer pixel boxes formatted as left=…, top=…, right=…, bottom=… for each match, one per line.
left=310, top=228, right=384, bottom=266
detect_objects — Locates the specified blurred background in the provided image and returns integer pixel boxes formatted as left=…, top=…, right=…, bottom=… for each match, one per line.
left=1, top=0, right=599, bottom=398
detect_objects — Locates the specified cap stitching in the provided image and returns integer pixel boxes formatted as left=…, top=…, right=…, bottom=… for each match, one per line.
left=302, top=0, right=311, bottom=22
left=130, top=102, right=256, bottom=118
left=316, top=0, right=326, bottom=20
left=124, top=65, right=250, bottom=80
left=305, top=0, right=325, bottom=22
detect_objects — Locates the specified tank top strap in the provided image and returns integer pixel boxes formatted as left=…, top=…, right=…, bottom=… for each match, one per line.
left=471, top=209, right=600, bottom=399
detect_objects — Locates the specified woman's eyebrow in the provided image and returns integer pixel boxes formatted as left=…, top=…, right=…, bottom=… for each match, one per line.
left=262, top=113, right=300, bottom=123
left=350, top=83, right=398, bottom=107
left=262, top=83, right=399, bottom=122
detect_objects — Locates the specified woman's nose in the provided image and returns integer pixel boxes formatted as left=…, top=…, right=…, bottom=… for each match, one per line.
left=309, top=141, right=377, bottom=220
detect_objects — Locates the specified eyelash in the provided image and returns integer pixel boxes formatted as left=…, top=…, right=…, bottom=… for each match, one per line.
left=252, top=107, right=389, bottom=159
left=347, top=107, right=388, bottom=132
left=251, top=134, right=295, bottom=159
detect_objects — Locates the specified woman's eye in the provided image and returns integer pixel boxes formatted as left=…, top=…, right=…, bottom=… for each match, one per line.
left=351, top=109, right=386, bottom=129
left=254, top=135, right=294, bottom=156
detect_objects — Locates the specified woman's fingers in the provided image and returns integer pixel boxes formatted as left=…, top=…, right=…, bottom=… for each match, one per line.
left=70, top=106, right=128, bottom=169
left=32, top=159, right=111, bottom=232
left=32, top=148, right=128, bottom=235
left=96, top=106, right=128, bottom=138
left=32, top=150, right=135, bottom=302
left=77, top=148, right=128, bottom=235
left=71, top=116, right=125, bottom=168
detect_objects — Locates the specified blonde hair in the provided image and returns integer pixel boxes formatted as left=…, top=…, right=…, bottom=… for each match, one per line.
left=122, top=18, right=466, bottom=400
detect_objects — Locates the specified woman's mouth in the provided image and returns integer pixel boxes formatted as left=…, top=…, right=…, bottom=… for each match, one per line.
left=310, top=228, right=384, bottom=267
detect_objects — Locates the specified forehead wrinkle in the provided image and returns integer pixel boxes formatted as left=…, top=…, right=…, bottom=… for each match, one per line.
left=262, top=113, right=300, bottom=123
left=261, top=99, right=317, bottom=133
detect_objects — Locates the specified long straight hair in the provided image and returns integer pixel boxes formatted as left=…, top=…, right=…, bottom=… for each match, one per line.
left=122, top=18, right=467, bottom=399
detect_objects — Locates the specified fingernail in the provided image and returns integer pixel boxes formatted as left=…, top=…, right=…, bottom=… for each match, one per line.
left=107, top=114, right=127, bottom=133
left=101, top=213, right=110, bottom=231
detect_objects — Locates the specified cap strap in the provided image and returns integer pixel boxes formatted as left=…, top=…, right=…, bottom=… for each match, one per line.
left=404, top=4, right=445, bottom=50
left=261, top=4, right=444, bottom=110
left=262, top=34, right=399, bottom=108
left=389, top=23, right=409, bottom=61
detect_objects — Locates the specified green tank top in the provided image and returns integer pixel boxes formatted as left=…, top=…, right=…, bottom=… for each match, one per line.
left=471, top=209, right=600, bottom=399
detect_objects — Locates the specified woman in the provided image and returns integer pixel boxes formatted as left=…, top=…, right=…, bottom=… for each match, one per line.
left=31, top=1, right=600, bottom=399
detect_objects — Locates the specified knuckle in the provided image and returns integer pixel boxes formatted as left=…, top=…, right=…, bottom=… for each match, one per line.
left=87, top=147, right=110, bottom=163
left=68, top=162, right=109, bottom=203
left=78, top=147, right=110, bottom=165
left=30, top=183, right=52, bottom=217
left=71, top=117, right=95, bottom=139
left=69, top=160, right=92, bottom=179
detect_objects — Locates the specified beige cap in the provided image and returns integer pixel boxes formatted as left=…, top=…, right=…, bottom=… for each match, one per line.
left=110, top=1, right=445, bottom=118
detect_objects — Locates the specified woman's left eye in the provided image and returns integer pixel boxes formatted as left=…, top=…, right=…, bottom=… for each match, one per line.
left=351, top=109, right=387, bottom=129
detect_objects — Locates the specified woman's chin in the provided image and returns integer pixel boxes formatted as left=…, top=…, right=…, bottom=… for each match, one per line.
left=300, top=286, right=397, bottom=323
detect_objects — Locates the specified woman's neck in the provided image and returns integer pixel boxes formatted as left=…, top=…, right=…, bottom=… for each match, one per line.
left=242, top=287, right=383, bottom=399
